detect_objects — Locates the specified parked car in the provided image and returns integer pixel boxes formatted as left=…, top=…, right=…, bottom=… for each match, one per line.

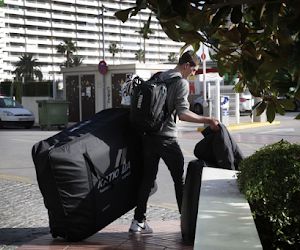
left=239, top=88, right=253, bottom=112
left=0, top=95, right=35, bottom=129
left=192, top=88, right=254, bottom=115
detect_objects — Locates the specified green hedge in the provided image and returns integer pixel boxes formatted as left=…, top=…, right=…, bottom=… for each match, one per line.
left=0, top=81, right=53, bottom=98
left=237, top=140, right=300, bottom=249
left=23, top=81, right=53, bottom=96
left=0, top=81, right=13, bottom=96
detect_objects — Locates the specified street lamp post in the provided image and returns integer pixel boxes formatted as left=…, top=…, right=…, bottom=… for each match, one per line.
left=98, top=4, right=106, bottom=109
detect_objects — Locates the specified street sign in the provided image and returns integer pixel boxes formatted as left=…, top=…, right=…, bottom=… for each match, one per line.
left=98, top=60, right=108, bottom=74
left=201, top=53, right=206, bottom=60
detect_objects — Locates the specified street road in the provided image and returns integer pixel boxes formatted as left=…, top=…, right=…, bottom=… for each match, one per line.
left=0, top=111, right=299, bottom=211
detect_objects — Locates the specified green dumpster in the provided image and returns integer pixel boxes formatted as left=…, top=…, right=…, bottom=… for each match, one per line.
left=36, top=100, right=70, bottom=130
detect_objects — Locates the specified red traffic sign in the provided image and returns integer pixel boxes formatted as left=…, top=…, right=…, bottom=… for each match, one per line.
left=98, top=60, right=108, bottom=74
left=201, top=53, right=206, bottom=60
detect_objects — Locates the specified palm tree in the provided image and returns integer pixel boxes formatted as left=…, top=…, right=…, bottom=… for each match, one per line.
left=168, top=52, right=178, bottom=63
left=72, top=55, right=84, bottom=67
left=108, top=43, right=120, bottom=65
left=135, top=49, right=144, bottom=63
left=136, top=18, right=154, bottom=63
left=56, top=38, right=79, bottom=68
left=60, top=55, right=84, bottom=68
left=12, top=54, right=43, bottom=81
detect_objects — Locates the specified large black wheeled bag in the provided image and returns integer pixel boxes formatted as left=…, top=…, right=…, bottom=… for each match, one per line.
left=32, top=108, right=146, bottom=241
left=181, top=159, right=206, bottom=245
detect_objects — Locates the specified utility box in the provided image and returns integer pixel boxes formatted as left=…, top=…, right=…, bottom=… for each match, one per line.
left=220, top=96, right=229, bottom=126
left=36, top=100, right=70, bottom=130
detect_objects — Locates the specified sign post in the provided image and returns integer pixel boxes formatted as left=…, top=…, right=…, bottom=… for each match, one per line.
left=98, top=60, right=108, bottom=75
left=98, top=60, right=107, bottom=110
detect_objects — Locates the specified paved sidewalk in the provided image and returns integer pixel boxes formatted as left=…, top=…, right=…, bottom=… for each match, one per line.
left=0, top=178, right=182, bottom=250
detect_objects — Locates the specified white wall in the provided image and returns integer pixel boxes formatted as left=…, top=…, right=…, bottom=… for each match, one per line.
left=22, top=96, right=52, bottom=123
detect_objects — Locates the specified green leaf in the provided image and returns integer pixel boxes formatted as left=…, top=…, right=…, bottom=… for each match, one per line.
left=258, top=50, right=280, bottom=59
left=174, top=19, right=194, bottom=31
left=207, top=37, right=220, bottom=46
left=226, top=27, right=240, bottom=44
left=230, top=60, right=239, bottom=78
left=171, top=0, right=188, bottom=20
left=179, top=43, right=191, bottom=56
left=242, top=42, right=257, bottom=58
left=115, top=8, right=135, bottom=23
left=136, top=0, right=147, bottom=9
left=272, top=73, right=292, bottom=82
left=231, top=5, right=243, bottom=24
left=288, top=47, right=300, bottom=66
left=244, top=7, right=262, bottom=29
left=278, top=98, right=295, bottom=111
left=264, top=3, right=282, bottom=30
left=271, top=81, right=297, bottom=93
left=192, top=42, right=200, bottom=53
left=239, top=23, right=249, bottom=43
left=179, top=29, right=205, bottom=44
left=143, top=15, right=151, bottom=38
left=211, top=6, right=231, bottom=29
left=286, top=13, right=300, bottom=35
left=191, top=10, right=210, bottom=30
left=255, top=101, right=267, bottom=116
left=257, top=59, right=285, bottom=81
left=217, top=58, right=226, bottom=77
left=276, top=102, right=285, bottom=115
left=242, top=60, right=256, bottom=83
left=160, top=21, right=181, bottom=42
left=267, top=102, right=276, bottom=122
left=295, top=113, right=300, bottom=120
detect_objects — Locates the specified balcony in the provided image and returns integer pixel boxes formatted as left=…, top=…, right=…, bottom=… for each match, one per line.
left=24, top=1, right=50, bottom=10
left=3, top=27, right=25, bottom=34
left=76, top=6, right=98, bottom=15
left=76, top=0, right=97, bottom=7
left=52, top=22, right=76, bottom=30
left=4, top=17, right=24, bottom=25
left=52, top=13, right=76, bottom=21
left=25, top=28, right=50, bottom=36
left=25, top=19, right=51, bottom=28
left=52, top=30, right=76, bottom=39
left=26, top=47, right=52, bottom=54
left=52, top=4, right=75, bottom=13
left=55, top=0, right=75, bottom=4
left=24, top=10, right=51, bottom=19
left=77, top=41, right=99, bottom=48
left=4, top=45, right=26, bottom=53
left=76, top=32, right=97, bottom=40
left=5, top=9, right=23, bottom=16
left=77, top=50, right=98, bottom=57
left=76, top=24, right=98, bottom=32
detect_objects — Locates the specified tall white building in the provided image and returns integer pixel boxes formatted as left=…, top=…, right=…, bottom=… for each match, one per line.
left=0, top=0, right=184, bottom=82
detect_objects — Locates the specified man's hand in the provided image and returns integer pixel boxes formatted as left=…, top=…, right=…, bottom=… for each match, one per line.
left=178, top=110, right=220, bottom=131
left=209, top=118, right=220, bottom=131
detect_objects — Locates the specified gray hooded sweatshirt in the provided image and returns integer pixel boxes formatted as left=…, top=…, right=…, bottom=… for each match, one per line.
left=154, top=69, right=190, bottom=138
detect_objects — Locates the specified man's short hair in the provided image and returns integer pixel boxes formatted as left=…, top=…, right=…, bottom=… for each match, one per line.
left=178, top=50, right=201, bottom=67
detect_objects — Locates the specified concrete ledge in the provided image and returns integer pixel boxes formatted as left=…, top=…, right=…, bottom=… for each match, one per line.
left=198, top=121, right=280, bottom=131
left=194, top=167, right=262, bottom=249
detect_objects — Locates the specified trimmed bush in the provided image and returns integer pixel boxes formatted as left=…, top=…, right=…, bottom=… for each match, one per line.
left=237, top=140, right=300, bottom=249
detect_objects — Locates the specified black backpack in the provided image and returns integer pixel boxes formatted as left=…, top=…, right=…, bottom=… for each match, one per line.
left=130, top=72, right=180, bottom=133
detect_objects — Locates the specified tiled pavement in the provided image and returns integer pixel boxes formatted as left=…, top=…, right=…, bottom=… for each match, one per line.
left=18, top=221, right=192, bottom=250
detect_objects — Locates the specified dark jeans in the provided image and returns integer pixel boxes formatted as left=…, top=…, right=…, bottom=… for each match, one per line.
left=134, top=134, right=184, bottom=222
